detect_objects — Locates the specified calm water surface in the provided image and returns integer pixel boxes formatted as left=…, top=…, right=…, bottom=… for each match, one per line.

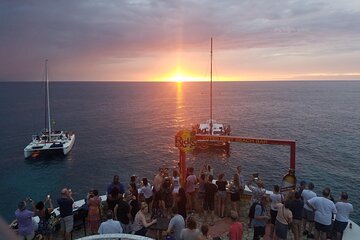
left=0, top=81, right=359, bottom=223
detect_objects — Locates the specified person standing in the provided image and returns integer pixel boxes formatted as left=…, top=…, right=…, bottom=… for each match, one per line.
left=129, top=175, right=139, bottom=201
left=301, top=182, right=317, bottom=238
left=216, top=173, right=227, bottom=218
left=253, top=196, right=269, bottom=240
left=228, top=210, right=243, bottom=240
left=203, top=175, right=218, bottom=225
left=15, top=199, right=35, bottom=240
left=307, top=187, right=337, bottom=240
left=172, top=170, right=181, bottom=196
left=269, top=185, right=283, bottom=238
left=140, top=178, right=153, bottom=213
left=229, top=173, right=241, bottom=215
left=176, top=188, right=187, bottom=220
left=274, top=200, right=293, bottom=240
left=114, top=193, right=131, bottom=233
left=289, top=192, right=304, bottom=240
left=334, top=192, right=353, bottom=240
left=153, top=167, right=164, bottom=194
left=185, top=167, right=197, bottom=213
left=236, top=165, right=245, bottom=192
left=87, top=189, right=101, bottom=235
left=35, top=196, right=54, bottom=240
left=162, top=177, right=174, bottom=218
left=296, top=181, right=306, bottom=197
left=107, top=175, right=125, bottom=195
left=57, top=188, right=74, bottom=240
left=197, top=173, right=206, bottom=218
left=98, top=210, right=123, bottom=234
left=248, top=177, right=266, bottom=228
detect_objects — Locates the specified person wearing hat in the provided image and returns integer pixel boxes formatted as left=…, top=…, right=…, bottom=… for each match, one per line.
left=228, top=210, right=243, bottom=240
left=15, top=198, right=35, bottom=239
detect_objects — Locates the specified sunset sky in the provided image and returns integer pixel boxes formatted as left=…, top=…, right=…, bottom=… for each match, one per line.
left=1, top=0, right=360, bottom=82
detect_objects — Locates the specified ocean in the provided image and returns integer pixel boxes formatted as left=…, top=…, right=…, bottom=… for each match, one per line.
left=0, top=81, right=359, bottom=224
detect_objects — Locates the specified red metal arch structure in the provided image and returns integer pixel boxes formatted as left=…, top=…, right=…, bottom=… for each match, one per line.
left=177, top=134, right=296, bottom=187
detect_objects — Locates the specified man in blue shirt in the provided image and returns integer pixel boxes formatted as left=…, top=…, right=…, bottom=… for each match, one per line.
left=166, top=206, right=185, bottom=240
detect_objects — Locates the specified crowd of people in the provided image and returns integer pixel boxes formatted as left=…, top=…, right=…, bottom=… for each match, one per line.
left=13, top=165, right=354, bottom=240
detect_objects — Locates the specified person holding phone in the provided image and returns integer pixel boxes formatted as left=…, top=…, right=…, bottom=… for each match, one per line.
left=35, top=195, right=54, bottom=240
left=15, top=198, right=35, bottom=239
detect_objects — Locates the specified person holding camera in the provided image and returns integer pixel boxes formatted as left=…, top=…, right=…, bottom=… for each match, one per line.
left=15, top=198, right=36, bottom=239
left=35, top=195, right=54, bottom=240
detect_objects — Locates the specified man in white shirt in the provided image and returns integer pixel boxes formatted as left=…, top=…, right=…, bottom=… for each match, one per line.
left=307, top=187, right=337, bottom=240
left=301, top=182, right=317, bottom=238
left=98, top=210, right=123, bottom=234
left=334, top=192, right=353, bottom=240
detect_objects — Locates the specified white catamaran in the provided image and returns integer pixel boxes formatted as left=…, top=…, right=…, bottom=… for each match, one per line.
left=24, top=60, right=75, bottom=158
left=193, top=38, right=231, bottom=148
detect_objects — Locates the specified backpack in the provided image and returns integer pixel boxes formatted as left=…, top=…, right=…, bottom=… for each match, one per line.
left=248, top=202, right=264, bottom=219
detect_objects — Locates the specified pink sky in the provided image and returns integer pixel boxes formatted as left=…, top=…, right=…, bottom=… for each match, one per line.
left=1, top=0, right=360, bottom=81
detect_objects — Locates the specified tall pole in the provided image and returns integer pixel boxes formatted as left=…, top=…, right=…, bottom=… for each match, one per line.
left=46, top=59, right=52, bottom=141
left=210, top=38, right=213, bottom=135
left=44, top=61, right=47, bottom=134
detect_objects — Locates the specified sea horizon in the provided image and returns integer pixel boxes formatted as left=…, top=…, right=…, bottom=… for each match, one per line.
left=1, top=81, right=359, bottom=224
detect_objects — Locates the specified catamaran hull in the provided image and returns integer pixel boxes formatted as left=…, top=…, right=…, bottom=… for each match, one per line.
left=24, top=134, right=75, bottom=159
left=196, top=140, right=230, bottom=149
left=63, top=134, right=75, bottom=155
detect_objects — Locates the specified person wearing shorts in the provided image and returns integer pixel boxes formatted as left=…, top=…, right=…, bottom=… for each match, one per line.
left=57, top=188, right=74, bottom=240
left=307, top=187, right=337, bottom=240
left=61, top=215, right=74, bottom=233
left=301, top=182, right=317, bottom=238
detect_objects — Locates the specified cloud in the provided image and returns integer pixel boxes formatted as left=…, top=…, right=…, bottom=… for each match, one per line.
left=1, top=0, right=360, bottom=80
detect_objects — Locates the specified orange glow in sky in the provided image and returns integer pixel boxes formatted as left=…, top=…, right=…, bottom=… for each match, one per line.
left=155, top=66, right=203, bottom=82
left=2, top=1, right=360, bottom=81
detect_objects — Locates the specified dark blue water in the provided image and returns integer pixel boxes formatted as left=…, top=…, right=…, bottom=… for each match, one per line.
left=1, top=81, right=359, bottom=224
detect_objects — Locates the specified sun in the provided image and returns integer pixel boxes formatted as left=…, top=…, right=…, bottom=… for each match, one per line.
left=163, top=66, right=204, bottom=82
left=167, top=73, right=199, bottom=82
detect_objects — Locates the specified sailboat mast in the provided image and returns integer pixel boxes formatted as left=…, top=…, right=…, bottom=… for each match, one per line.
left=46, top=59, right=52, bottom=141
left=210, top=38, right=213, bottom=135
left=44, top=63, right=47, bottom=133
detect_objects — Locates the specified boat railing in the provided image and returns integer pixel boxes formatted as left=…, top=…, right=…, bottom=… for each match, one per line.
left=76, top=233, right=153, bottom=240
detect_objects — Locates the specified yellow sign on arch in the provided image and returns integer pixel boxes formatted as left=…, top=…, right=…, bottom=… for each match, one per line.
left=175, top=130, right=196, bottom=152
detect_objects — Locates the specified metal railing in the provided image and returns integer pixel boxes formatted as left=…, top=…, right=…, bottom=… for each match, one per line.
left=76, top=233, right=153, bottom=240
